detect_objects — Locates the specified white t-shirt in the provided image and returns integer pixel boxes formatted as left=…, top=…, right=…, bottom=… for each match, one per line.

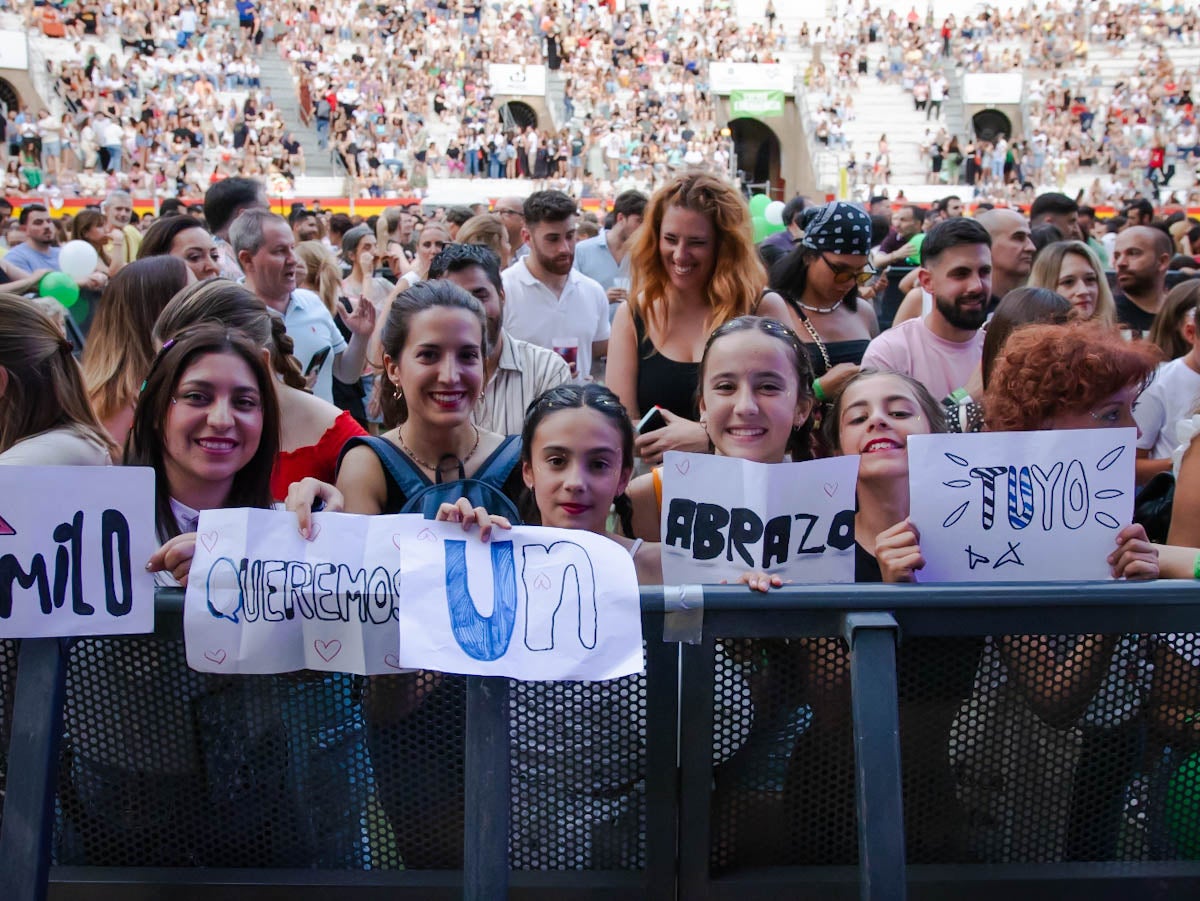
left=1134, top=356, right=1200, bottom=460
left=281, top=289, right=348, bottom=405
left=0, top=427, right=112, bottom=466
left=501, top=259, right=610, bottom=381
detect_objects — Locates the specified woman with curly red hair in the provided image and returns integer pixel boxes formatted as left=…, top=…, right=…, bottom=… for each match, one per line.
left=969, top=319, right=1161, bottom=861
left=605, top=172, right=793, bottom=465
left=983, top=319, right=1161, bottom=434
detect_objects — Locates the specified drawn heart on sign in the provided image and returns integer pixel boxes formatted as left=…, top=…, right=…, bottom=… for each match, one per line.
left=823, top=483, right=838, bottom=498
left=203, top=649, right=227, bottom=665
left=308, top=522, right=322, bottom=541
left=532, top=572, right=551, bottom=590
left=314, top=639, right=342, bottom=662
left=200, top=531, right=219, bottom=552
left=416, top=528, right=436, bottom=542
left=392, top=534, right=404, bottom=551
left=383, top=653, right=404, bottom=670
left=674, top=459, right=690, bottom=476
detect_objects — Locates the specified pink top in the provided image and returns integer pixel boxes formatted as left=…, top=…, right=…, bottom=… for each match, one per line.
left=859, top=317, right=984, bottom=401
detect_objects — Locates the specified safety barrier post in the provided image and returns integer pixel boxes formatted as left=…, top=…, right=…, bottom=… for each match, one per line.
left=463, top=675, right=510, bottom=901
left=0, top=638, right=69, bottom=901
left=843, top=612, right=906, bottom=901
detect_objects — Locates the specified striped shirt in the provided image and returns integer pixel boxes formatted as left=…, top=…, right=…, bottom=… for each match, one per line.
left=475, top=331, right=571, bottom=437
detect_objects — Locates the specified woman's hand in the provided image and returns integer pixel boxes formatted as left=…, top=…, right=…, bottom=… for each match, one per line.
left=875, top=518, right=924, bottom=583
left=337, top=293, right=377, bottom=337
left=146, top=532, right=198, bottom=587
left=729, top=571, right=785, bottom=593
left=634, top=409, right=709, bottom=466
left=285, top=477, right=345, bottom=539
left=435, top=497, right=512, bottom=542
left=1108, top=523, right=1159, bottom=580
left=815, top=362, right=860, bottom=400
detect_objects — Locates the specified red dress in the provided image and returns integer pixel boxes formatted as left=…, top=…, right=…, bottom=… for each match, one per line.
left=270, top=410, right=367, bottom=501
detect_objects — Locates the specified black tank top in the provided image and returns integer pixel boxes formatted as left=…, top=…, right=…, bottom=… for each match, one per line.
left=633, top=312, right=701, bottom=420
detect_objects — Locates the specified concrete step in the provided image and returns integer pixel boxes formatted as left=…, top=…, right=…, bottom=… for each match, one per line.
left=256, top=51, right=336, bottom=177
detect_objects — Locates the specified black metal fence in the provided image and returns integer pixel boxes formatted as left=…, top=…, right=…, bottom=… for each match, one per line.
left=4, top=582, right=1200, bottom=900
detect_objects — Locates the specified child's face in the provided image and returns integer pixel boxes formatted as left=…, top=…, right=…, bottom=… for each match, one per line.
left=699, top=329, right=811, bottom=463
left=523, top=407, right=631, bottom=533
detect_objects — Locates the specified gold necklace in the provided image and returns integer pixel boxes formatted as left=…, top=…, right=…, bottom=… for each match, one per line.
left=396, top=425, right=481, bottom=473
left=796, top=309, right=832, bottom=373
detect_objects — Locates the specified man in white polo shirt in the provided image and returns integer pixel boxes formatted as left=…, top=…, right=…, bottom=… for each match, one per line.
left=231, top=209, right=375, bottom=405
left=502, top=190, right=609, bottom=381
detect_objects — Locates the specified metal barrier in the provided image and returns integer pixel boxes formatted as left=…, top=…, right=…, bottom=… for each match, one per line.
left=3, top=582, right=1200, bottom=900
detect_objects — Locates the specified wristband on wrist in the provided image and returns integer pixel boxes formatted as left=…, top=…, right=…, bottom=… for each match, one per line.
left=813, top=378, right=827, bottom=403
left=949, top=387, right=972, bottom=406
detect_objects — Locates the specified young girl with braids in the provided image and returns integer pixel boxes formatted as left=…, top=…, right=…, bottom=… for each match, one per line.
left=152, top=278, right=366, bottom=501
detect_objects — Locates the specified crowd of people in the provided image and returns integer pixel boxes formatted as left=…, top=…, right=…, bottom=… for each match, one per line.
left=6, top=0, right=793, bottom=202
left=2, top=161, right=1200, bottom=866
left=804, top=2, right=1200, bottom=208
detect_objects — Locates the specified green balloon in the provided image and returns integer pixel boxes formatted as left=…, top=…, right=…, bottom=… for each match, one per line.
left=1167, top=750, right=1200, bottom=858
left=70, top=298, right=90, bottom=325
left=40, top=272, right=80, bottom=307
left=765, top=220, right=787, bottom=235
left=748, top=193, right=771, bottom=216
left=752, top=216, right=770, bottom=242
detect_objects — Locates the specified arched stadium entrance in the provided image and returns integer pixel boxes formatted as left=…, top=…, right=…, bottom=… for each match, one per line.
left=729, top=117, right=782, bottom=196
left=498, top=100, right=538, bottom=131
left=0, top=77, right=19, bottom=114
left=972, top=110, right=1013, bottom=143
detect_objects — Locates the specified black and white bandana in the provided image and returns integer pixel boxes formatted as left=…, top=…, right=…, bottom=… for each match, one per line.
left=797, top=201, right=873, bottom=256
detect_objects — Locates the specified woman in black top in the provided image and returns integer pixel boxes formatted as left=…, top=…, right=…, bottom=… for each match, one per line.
left=606, top=172, right=793, bottom=465
left=769, top=201, right=881, bottom=402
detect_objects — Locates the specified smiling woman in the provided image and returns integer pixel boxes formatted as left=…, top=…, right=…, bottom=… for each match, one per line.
left=606, top=173, right=795, bottom=466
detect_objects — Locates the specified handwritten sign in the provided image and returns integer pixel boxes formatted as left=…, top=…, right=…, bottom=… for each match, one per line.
left=184, top=509, right=643, bottom=680
left=907, top=429, right=1136, bottom=582
left=0, top=466, right=155, bottom=638
left=659, top=451, right=860, bottom=585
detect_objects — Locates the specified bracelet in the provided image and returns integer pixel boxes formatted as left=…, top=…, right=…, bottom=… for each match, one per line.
left=813, top=378, right=827, bottom=403
left=1194, top=553, right=1200, bottom=581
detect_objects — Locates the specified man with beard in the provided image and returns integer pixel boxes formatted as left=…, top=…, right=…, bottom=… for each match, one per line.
left=1111, top=225, right=1172, bottom=337
left=861, top=217, right=992, bottom=400
left=501, top=190, right=609, bottom=382
left=232, top=209, right=375, bottom=405
left=429, top=243, right=569, bottom=435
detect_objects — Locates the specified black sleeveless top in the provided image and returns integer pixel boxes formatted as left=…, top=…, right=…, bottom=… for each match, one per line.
left=802, top=338, right=871, bottom=378
left=633, top=312, right=701, bottom=420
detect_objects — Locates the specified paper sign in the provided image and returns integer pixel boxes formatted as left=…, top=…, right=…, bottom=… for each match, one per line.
left=907, top=429, right=1136, bottom=582
left=0, top=466, right=156, bottom=638
left=659, top=451, right=860, bottom=585
left=184, top=509, right=643, bottom=680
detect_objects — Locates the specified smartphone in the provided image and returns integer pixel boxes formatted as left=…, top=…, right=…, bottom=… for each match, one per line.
left=637, top=406, right=668, bottom=434
left=305, top=346, right=332, bottom=376
left=339, top=295, right=355, bottom=314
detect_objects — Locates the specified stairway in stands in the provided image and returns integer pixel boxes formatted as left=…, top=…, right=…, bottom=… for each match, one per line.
left=254, top=50, right=340, bottom=187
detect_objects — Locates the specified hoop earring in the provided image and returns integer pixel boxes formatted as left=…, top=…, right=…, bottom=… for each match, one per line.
left=393, top=384, right=403, bottom=400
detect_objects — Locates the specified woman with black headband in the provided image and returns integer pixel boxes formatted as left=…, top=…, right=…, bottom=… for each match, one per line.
left=769, top=201, right=882, bottom=404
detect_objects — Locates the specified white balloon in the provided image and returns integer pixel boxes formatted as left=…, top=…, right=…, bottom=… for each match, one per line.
left=59, top=240, right=100, bottom=280
left=764, top=201, right=786, bottom=226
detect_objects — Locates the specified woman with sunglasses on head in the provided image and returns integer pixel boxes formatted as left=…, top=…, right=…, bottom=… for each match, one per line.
left=769, top=201, right=881, bottom=405
left=606, top=172, right=795, bottom=467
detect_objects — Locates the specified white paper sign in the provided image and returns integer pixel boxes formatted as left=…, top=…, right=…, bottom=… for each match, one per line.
left=184, top=509, right=643, bottom=680
left=0, top=466, right=156, bottom=638
left=907, top=429, right=1136, bottom=582
left=659, top=451, right=860, bottom=585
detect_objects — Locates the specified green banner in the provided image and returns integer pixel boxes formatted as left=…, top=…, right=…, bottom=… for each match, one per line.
left=729, top=90, right=785, bottom=118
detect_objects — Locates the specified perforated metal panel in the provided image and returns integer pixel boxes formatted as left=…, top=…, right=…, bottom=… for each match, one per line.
left=52, top=636, right=382, bottom=869
left=508, top=673, right=648, bottom=870
left=0, top=639, right=18, bottom=833
left=707, top=630, right=1200, bottom=870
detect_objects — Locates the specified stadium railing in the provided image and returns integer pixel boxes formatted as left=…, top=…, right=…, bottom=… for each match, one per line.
left=3, top=582, right=1200, bottom=901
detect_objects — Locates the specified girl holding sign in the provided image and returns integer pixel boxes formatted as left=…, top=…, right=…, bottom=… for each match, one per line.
left=625, top=315, right=818, bottom=542
left=152, top=279, right=367, bottom=502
